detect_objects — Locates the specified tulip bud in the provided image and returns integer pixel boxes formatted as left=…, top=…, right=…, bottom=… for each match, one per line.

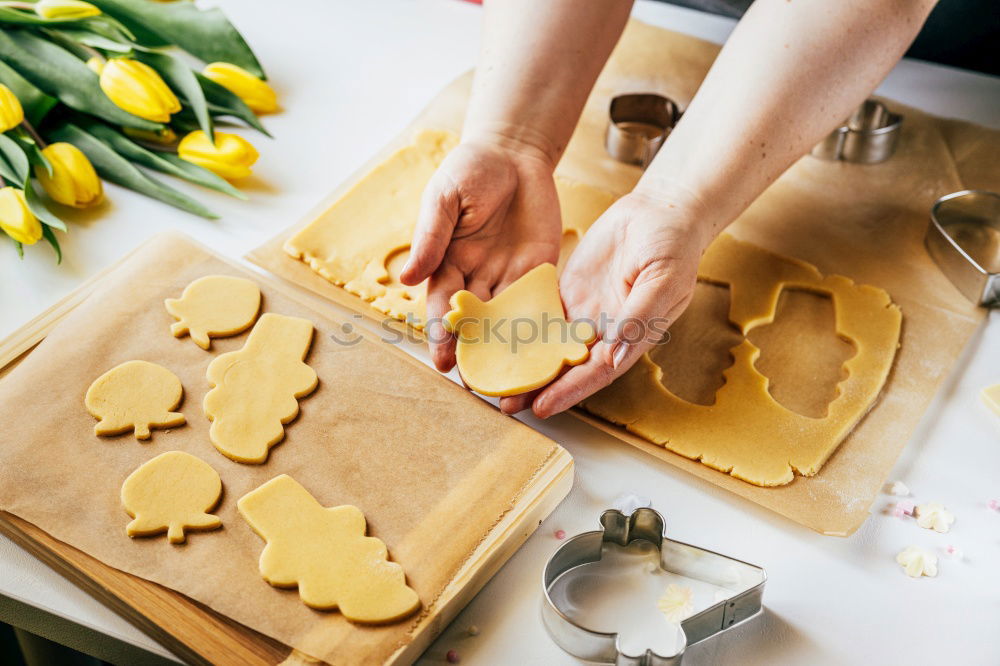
left=86, top=56, right=105, bottom=76
left=0, top=187, right=42, bottom=245
left=35, top=0, right=101, bottom=19
left=34, top=143, right=103, bottom=208
left=99, top=59, right=181, bottom=123
left=202, top=62, right=278, bottom=114
left=178, top=130, right=259, bottom=180
left=0, top=84, right=24, bottom=133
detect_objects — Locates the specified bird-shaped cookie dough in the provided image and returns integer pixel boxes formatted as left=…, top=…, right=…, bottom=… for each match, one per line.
left=443, top=263, right=595, bottom=396
left=165, top=275, right=261, bottom=350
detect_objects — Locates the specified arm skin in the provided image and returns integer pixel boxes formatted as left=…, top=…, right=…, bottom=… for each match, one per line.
left=403, top=0, right=937, bottom=417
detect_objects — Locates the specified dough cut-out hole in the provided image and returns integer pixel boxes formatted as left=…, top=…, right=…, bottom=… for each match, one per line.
left=648, top=281, right=742, bottom=406
left=746, top=288, right=856, bottom=418
left=383, top=247, right=411, bottom=286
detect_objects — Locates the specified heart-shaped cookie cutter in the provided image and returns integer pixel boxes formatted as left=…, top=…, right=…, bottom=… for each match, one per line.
left=811, top=98, right=903, bottom=164
left=542, top=508, right=766, bottom=665
left=925, top=190, right=1000, bottom=307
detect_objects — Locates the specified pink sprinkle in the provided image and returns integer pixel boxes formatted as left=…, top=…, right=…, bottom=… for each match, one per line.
left=555, top=529, right=566, bottom=540
left=946, top=545, right=957, bottom=554
left=446, top=649, right=460, bottom=663
left=988, top=499, right=1000, bottom=512
left=895, top=500, right=915, bottom=516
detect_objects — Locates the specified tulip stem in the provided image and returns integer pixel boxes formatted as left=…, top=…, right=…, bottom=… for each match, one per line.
left=19, top=120, right=45, bottom=149
left=0, top=2, right=35, bottom=10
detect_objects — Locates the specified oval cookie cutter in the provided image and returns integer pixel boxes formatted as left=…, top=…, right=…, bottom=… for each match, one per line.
left=925, top=189, right=1000, bottom=307
left=542, top=507, right=766, bottom=665
left=811, top=98, right=903, bottom=164
left=605, top=93, right=683, bottom=168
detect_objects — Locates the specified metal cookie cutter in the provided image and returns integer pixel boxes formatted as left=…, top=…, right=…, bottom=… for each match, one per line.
left=925, top=190, right=1000, bottom=307
left=542, top=508, right=766, bottom=665
left=811, top=98, right=903, bottom=164
left=605, top=94, right=682, bottom=168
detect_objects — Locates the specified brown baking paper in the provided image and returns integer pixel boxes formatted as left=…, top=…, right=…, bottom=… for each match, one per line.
left=249, top=19, right=1000, bottom=535
left=0, top=233, right=559, bottom=664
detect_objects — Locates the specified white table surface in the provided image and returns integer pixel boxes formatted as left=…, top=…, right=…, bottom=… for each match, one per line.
left=1, top=1, right=998, bottom=664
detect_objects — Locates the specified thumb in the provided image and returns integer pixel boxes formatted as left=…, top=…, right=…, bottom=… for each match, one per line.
left=604, top=271, right=691, bottom=371
left=399, top=178, right=460, bottom=286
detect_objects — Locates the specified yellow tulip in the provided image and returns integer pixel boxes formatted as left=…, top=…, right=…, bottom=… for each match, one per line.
left=34, top=143, right=103, bottom=208
left=0, top=187, right=42, bottom=245
left=35, top=0, right=101, bottom=19
left=123, top=126, right=177, bottom=146
left=99, top=59, right=181, bottom=123
left=86, top=56, right=105, bottom=76
left=0, top=84, right=24, bottom=133
left=178, top=130, right=259, bottom=180
left=202, top=62, right=278, bottom=114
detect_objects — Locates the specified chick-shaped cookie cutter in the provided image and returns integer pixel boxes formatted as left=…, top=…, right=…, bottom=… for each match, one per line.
left=811, top=98, right=903, bottom=164
left=605, top=93, right=683, bottom=168
left=925, top=189, right=1000, bottom=307
left=542, top=508, right=766, bottom=665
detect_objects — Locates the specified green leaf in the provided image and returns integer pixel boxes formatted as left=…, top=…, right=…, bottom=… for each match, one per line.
left=0, top=132, right=29, bottom=183
left=0, top=8, right=136, bottom=40
left=133, top=49, right=212, bottom=140
left=0, top=60, right=57, bottom=126
left=51, top=27, right=133, bottom=53
left=48, top=122, right=218, bottom=219
left=80, top=119, right=245, bottom=199
left=25, top=181, right=67, bottom=231
left=197, top=73, right=269, bottom=137
left=13, top=131, right=53, bottom=178
left=86, top=0, right=265, bottom=78
left=12, top=237, right=24, bottom=259
left=0, top=29, right=162, bottom=131
left=42, top=224, right=62, bottom=263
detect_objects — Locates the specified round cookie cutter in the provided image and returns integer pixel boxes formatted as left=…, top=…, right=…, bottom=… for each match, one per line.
left=542, top=507, right=766, bottom=665
left=811, top=98, right=903, bottom=164
left=605, top=93, right=683, bottom=168
left=925, top=189, right=1000, bottom=307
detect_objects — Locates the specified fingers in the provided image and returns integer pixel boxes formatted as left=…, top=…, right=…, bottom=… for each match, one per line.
left=499, top=388, right=540, bottom=415
left=532, top=347, right=618, bottom=419
left=424, top=264, right=464, bottom=372
left=400, top=174, right=461, bottom=287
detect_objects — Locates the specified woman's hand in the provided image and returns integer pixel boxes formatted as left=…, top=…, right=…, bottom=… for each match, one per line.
left=399, top=135, right=563, bottom=372
left=498, top=186, right=715, bottom=418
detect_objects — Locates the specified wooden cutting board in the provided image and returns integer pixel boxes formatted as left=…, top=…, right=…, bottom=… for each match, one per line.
left=0, top=240, right=573, bottom=666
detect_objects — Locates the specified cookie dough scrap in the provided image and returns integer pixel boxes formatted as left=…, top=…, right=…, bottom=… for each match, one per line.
left=237, top=474, right=420, bottom=624
left=204, top=313, right=318, bottom=464
left=121, top=451, right=222, bottom=544
left=85, top=360, right=186, bottom=440
left=165, top=275, right=261, bottom=350
left=284, top=128, right=617, bottom=329
left=581, top=234, right=902, bottom=487
left=444, top=263, right=596, bottom=397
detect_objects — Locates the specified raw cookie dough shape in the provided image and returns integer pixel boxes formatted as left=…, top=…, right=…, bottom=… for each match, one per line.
left=237, top=474, right=420, bottom=624
left=165, top=275, right=261, bottom=350
left=444, top=263, right=596, bottom=397
left=85, top=360, right=186, bottom=440
left=203, top=313, right=318, bottom=464
left=581, top=234, right=902, bottom=487
left=121, top=451, right=222, bottom=544
left=284, top=129, right=617, bottom=329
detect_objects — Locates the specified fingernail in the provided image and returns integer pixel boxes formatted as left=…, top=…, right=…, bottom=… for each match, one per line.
left=612, top=342, right=629, bottom=369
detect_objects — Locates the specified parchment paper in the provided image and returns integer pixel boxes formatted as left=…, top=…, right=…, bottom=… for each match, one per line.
left=0, top=233, right=559, bottom=664
left=249, top=20, right=999, bottom=534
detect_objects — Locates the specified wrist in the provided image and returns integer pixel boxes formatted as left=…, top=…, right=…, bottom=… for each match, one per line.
left=629, top=179, right=720, bottom=253
left=461, top=121, right=560, bottom=173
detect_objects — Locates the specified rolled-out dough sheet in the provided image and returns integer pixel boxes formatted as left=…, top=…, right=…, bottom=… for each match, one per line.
left=283, top=129, right=618, bottom=329
left=582, top=234, right=901, bottom=487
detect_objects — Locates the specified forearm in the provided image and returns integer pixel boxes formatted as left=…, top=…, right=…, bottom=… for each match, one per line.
left=639, top=0, right=936, bottom=246
left=465, top=0, right=633, bottom=166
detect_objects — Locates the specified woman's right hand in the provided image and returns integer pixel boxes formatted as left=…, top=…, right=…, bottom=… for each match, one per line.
left=399, top=134, right=564, bottom=372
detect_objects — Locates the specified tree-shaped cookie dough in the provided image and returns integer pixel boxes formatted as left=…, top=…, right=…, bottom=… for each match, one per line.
left=238, top=474, right=420, bottom=624
left=85, top=360, right=186, bottom=440
left=165, top=275, right=261, bottom=350
left=203, top=313, right=318, bottom=464
left=444, top=263, right=596, bottom=396
left=121, top=451, right=222, bottom=544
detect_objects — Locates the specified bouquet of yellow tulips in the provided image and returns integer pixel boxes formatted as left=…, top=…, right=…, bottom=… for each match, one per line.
left=0, top=0, right=277, bottom=260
